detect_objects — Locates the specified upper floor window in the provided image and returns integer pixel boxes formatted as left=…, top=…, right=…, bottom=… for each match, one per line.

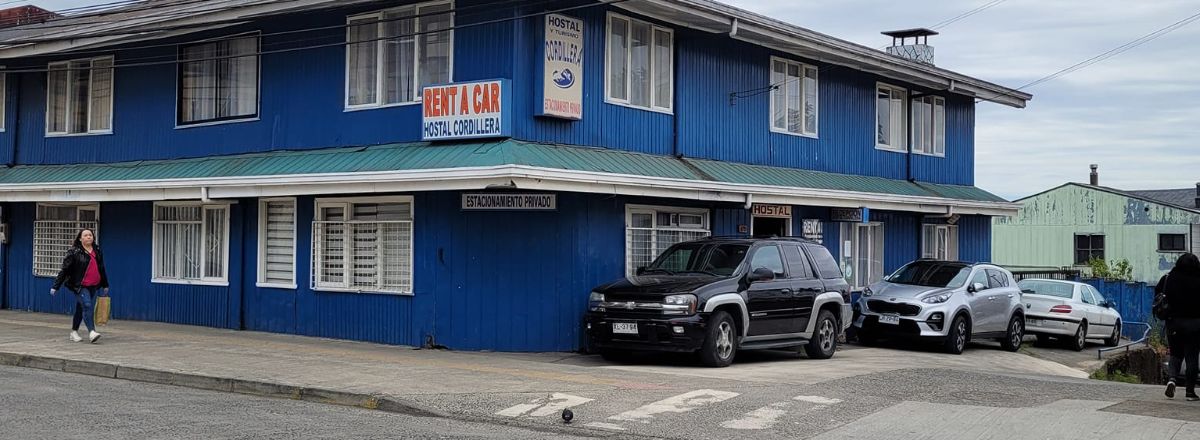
left=876, top=83, right=907, bottom=152
left=1074, top=234, right=1105, bottom=265
left=912, top=95, right=945, bottom=156
left=47, top=56, right=113, bottom=135
left=178, top=35, right=259, bottom=125
left=770, top=58, right=817, bottom=136
left=1159, top=233, right=1187, bottom=252
left=346, top=1, right=454, bottom=109
left=606, top=13, right=673, bottom=112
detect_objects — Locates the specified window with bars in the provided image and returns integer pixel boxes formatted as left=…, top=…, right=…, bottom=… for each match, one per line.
left=876, top=83, right=907, bottom=152
left=346, top=1, right=453, bottom=108
left=33, top=204, right=99, bottom=277
left=47, top=56, right=113, bottom=135
left=770, top=57, right=818, bottom=136
left=312, top=198, right=413, bottom=294
left=178, top=34, right=259, bottom=125
left=152, top=203, right=229, bottom=284
left=625, top=206, right=710, bottom=276
left=839, top=222, right=884, bottom=289
left=606, top=13, right=673, bottom=112
left=921, top=224, right=958, bottom=261
left=912, top=96, right=945, bottom=156
left=258, top=199, right=296, bottom=288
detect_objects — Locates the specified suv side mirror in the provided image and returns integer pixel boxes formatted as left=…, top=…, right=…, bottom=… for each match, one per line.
left=635, top=267, right=646, bottom=276
left=967, top=283, right=986, bottom=294
left=747, top=267, right=775, bottom=283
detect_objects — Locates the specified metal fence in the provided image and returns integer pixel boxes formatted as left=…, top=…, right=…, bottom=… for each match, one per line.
left=311, top=221, right=413, bottom=294
left=1010, top=267, right=1081, bottom=282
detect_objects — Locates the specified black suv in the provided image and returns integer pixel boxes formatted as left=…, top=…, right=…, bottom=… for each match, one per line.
left=585, top=237, right=852, bottom=367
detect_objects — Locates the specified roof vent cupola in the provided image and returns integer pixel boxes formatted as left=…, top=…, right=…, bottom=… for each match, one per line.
left=882, top=28, right=938, bottom=66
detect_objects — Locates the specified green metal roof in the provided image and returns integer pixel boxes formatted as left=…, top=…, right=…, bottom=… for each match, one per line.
left=0, top=140, right=1006, bottom=203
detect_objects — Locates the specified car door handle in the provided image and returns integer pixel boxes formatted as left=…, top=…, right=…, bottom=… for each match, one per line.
left=1007, top=294, right=1014, bottom=299
left=987, top=296, right=996, bottom=301
left=780, top=289, right=793, bottom=295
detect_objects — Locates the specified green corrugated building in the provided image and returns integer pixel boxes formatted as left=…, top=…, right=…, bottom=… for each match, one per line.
left=993, top=170, right=1200, bottom=284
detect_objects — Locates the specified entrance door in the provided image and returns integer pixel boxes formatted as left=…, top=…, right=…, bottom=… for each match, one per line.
left=752, top=217, right=789, bottom=238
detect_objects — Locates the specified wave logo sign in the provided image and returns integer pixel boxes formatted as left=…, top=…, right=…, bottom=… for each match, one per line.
left=552, top=69, right=576, bottom=89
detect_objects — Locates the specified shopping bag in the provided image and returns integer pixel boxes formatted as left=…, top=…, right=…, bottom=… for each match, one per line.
left=94, top=296, right=111, bottom=326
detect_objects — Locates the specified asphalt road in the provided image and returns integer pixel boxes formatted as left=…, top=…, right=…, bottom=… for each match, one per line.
left=0, top=366, right=595, bottom=440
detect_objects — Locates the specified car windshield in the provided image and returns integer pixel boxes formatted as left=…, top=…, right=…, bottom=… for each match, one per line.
left=644, top=243, right=750, bottom=276
left=885, top=261, right=971, bottom=288
left=1018, top=280, right=1074, bottom=299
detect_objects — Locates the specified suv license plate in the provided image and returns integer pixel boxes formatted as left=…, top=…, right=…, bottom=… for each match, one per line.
left=612, top=323, right=638, bottom=334
left=878, top=315, right=901, bottom=325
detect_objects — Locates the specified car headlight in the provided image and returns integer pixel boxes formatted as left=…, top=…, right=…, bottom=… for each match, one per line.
left=921, top=292, right=953, bottom=304
left=588, top=292, right=605, bottom=312
left=862, top=286, right=875, bottom=297
left=663, top=294, right=697, bottom=315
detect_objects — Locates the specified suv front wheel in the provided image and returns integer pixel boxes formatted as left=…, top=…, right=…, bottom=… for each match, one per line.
left=699, top=311, right=738, bottom=367
left=943, top=314, right=969, bottom=355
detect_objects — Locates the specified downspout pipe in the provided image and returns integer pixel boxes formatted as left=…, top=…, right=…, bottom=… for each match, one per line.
left=7, top=73, right=21, bottom=168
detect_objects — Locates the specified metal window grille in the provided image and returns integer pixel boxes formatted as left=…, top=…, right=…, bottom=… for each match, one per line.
left=625, top=226, right=709, bottom=276
left=33, top=220, right=98, bottom=277
left=260, top=200, right=296, bottom=285
left=312, top=220, right=413, bottom=294
left=153, top=204, right=227, bottom=281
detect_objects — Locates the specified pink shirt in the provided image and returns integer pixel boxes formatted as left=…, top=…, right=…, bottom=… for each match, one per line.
left=82, top=249, right=101, bottom=287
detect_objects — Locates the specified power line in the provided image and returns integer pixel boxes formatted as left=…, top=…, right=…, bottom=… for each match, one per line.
left=978, top=9, right=1200, bottom=103
left=0, top=0, right=628, bottom=74
left=931, top=0, right=1006, bottom=30
left=0, top=0, right=270, bottom=34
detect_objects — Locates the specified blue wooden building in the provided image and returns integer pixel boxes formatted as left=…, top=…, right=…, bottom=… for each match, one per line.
left=0, top=0, right=1029, bottom=351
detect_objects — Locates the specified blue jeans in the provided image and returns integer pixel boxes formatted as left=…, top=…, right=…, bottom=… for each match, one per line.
left=71, top=286, right=100, bottom=332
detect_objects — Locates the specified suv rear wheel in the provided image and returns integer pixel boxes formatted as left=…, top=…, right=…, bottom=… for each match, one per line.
left=943, top=314, right=969, bottom=355
left=1000, top=315, right=1024, bottom=352
left=699, top=311, right=737, bottom=367
left=803, top=310, right=838, bottom=359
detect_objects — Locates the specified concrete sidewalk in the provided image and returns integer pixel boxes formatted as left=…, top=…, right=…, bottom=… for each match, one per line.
left=1, top=310, right=1184, bottom=439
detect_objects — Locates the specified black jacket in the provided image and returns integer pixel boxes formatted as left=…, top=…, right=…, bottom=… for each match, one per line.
left=52, top=245, right=109, bottom=292
left=1164, top=265, right=1200, bottom=319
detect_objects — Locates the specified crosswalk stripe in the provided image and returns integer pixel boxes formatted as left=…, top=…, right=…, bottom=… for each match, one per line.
left=608, top=389, right=740, bottom=424
left=495, top=393, right=594, bottom=418
left=719, top=402, right=790, bottom=430
left=793, top=395, right=842, bottom=405
left=584, top=422, right=627, bottom=431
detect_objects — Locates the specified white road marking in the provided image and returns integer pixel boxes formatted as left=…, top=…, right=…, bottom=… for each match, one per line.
left=608, top=389, right=740, bottom=423
left=495, top=393, right=593, bottom=418
left=720, top=402, right=791, bottom=430
left=584, top=422, right=627, bottom=431
left=794, top=395, right=842, bottom=405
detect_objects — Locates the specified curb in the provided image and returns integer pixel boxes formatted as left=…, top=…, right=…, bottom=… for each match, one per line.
left=0, top=351, right=444, bottom=419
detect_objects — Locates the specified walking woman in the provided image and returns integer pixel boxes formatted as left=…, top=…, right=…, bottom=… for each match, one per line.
left=1164, top=253, right=1200, bottom=401
left=49, top=228, right=109, bottom=344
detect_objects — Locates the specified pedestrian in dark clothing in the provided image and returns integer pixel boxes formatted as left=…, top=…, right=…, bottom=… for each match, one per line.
left=1164, top=253, right=1200, bottom=401
left=50, top=228, right=110, bottom=344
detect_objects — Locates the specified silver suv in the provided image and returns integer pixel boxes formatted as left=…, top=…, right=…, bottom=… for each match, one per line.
left=853, top=260, right=1025, bottom=354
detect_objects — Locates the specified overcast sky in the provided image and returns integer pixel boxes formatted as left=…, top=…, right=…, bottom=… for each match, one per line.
left=22, top=0, right=1200, bottom=200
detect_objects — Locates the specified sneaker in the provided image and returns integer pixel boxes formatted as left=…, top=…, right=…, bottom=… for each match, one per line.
left=1166, top=381, right=1177, bottom=399
left=88, top=330, right=101, bottom=344
left=1188, top=393, right=1199, bottom=402
left=69, top=331, right=82, bottom=343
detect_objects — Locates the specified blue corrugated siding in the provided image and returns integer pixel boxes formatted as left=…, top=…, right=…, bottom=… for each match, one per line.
left=4, top=202, right=238, bottom=328
left=5, top=0, right=514, bottom=165
left=957, top=214, right=992, bottom=263
left=873, top=211, right=920, bottom=274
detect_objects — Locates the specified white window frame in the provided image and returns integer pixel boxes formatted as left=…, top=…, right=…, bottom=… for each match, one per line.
left=175, top=32, right=262, bottom=128
left=840, top=222, right=885, bottom=289
left=604, top=12, right=674, bottom=114
left=875, top=83, right=907, bottom=152
left=912, top=95, right=946, bottom=157
left=344, top=1, right=455, bottom=111
left=624, top=204, right=710, bottom=276
left=0, top=68, right=6, bottom=132
left=151, top=201, right=232, bottom=286
left=921, top=224, right=958, bottom=261
left=45, top=56, right=114, bottom=136
left=769, top=56, right=818, bottom=137
left=33, top=203, right=99, bottom=278
left=311, top=195, right=415, bottom=295
left=257, top=198, right=298, bottom=289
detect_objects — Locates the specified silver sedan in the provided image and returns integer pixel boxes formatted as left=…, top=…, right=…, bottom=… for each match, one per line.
left=1018, top=279, right=1122, bottom=351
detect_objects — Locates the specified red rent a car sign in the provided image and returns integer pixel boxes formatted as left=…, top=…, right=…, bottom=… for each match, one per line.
left=422, top=79, right=512, bottom=141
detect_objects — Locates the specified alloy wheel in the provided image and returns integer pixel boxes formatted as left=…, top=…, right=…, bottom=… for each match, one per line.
left=819, top=319, right=835, bottom=352
left=716, top=322, right=734, bottom=360
left=955, top=320, right=967, bottom=352
left=1010, top=319, right=1023, bottom=348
